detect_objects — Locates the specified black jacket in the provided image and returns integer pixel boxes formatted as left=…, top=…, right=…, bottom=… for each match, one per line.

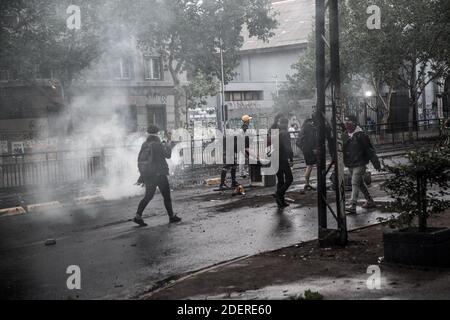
left=222, top=125, right=250, bottom=164
left=298, top=121, right=317, bottom=154
left=279, top=129, right=294, bottom=163
left=343, top=128, right=380, bottom=169
left=138, top=134, right=171, bottom=176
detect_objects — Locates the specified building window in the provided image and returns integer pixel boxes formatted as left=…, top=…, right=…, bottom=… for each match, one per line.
left=113, top=57, right=134, bottom=80
left=232, top=92, right=242, bottom=101
left=144, top=57, right=162, bottom=80
left=114, top=105, right=138, bottom=132
left=225, top=91, right=263, bottom=102
left=147, top=105, right=167, bottom=130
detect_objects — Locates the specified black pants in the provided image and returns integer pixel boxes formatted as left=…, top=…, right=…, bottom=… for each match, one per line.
left=136, top=175, right=174, bottom=218
left=276, top=161, right=293, bottom=199
left=220, top=164, right=237, bottom=186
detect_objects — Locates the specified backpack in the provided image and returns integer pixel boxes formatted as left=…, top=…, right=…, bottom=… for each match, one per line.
left=297, top=123, right=317, bottom=151
left=137, top=141, right=155, bottom=176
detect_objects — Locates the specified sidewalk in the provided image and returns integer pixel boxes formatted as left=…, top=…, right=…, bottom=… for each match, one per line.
left=142, top=212, right=450, bottom=300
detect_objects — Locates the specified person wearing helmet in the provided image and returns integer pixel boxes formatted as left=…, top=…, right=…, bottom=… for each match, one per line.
left=218, top=115, right=252, bottom=190
left=241, top=114, right=252, bottom=130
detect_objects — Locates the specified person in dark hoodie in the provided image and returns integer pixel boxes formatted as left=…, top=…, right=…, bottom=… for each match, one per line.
left=343, top=115, right=381, bottom=214
left=134, top=125, right=181, bottom=226
left=297, top=118, right=318, bottom=191
left=270, top=112, right=284, bottom=131
left=275, top=117, right=294, bottom=208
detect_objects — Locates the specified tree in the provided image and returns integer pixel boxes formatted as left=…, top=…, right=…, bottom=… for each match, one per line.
left=119, top=0, right=278, bottom=127
left=280, top=0, right=450, bottom=136
left=345, top=0, right=449, bottom=137
left=0, top=0, right=111, bottom=108
left=274, top=4, right=363, bottom=117
left=182, top=70, right=219, bottom=126
left=382, top=148, right=450, bottom=232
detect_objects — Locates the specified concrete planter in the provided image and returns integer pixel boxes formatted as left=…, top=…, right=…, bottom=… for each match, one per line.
left=383, top=227, right=450, bottom=268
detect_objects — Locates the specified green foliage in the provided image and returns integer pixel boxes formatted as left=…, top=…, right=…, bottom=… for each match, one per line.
left=381, top=148, right=450, bottom=231
left=0, top=0, right=111, bottom=90
left=281, top=0, right=450, bottom=121
left=289, top=289, right=324, bottom=300
left=116, top=0, right=277, bottom=125
left=183, top=71, right=219, bottom=110
left=303, top=289, right=324, bottom=300
left=274, top=3, right=363, bottom=115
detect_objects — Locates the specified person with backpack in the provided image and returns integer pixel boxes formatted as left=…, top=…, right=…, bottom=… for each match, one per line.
left=297, top=118, right=318, bottom=192
left=275, top=117, right=294, bottom=208
left=343, top=115, right=381, bottom=214
left=134, top=124, right=181, bottom=226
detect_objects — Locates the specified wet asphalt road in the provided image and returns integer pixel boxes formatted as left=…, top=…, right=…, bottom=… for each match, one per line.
left=0, top=180, right=391, bottom=300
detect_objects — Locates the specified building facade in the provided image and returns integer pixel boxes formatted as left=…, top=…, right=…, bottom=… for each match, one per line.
left=0, top=44, right=183, bottom=154
left=215, top=0, right=315, bottom=129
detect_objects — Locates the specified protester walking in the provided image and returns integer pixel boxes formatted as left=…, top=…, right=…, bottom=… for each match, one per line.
left=134, top=125, right=181, bottom=226
left=275, top=118, right=294, bottom=208
left=297, top=118, right=318, bottom=192
left=343, top=115, right=381, bottom=214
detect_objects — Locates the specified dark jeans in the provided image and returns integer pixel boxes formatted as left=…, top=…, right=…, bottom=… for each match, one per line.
left=136, top=175, right=174, bottom=218
left=220, top=164, right=237, bottom=186
left=276, top=161, right=293, bottom=199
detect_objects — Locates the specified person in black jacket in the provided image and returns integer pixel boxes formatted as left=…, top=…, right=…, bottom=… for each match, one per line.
left=270, top=112, right=284, bottom=130
left=275, top=117, right=294, bottom=208
left=134, top=125, right=181, bottom=226
left=297, top=118, right=317, bottom=191
left=218, top=115, right=251, bottom=190
left=343, top=115, right=381, bottom=214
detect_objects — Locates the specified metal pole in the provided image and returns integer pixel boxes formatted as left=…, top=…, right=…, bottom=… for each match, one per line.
left=315, top=0, right=327, bottom=234
left=220, top=38, right=226, bottom=129
left=330, top=0, right=347, bottom=245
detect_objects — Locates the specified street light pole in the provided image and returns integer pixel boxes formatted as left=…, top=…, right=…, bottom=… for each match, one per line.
left=220, top=38, right=226, bottom=130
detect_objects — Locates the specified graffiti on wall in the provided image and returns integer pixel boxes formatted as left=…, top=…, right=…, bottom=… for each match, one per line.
left=227, top=101, right=262, bottom=111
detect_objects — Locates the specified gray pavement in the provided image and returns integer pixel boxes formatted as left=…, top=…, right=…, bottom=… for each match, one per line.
left=0, top=177, right=391, bottom=300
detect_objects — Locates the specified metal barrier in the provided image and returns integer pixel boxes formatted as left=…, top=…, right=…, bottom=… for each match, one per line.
left=0, top=149, right=105, bottom=189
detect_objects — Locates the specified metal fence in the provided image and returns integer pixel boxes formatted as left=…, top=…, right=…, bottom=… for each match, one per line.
left=0, top=119, right=445, bottom=190
left=0, top=149, right=106, bottom=189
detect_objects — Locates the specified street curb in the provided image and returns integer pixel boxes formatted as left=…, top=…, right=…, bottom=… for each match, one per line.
left=0, top=194, right=109, bottom=219
left=73, top=195, right=105, bottom=205
left=0, top=206, right=26, bottom=217
left=27, top=201, right=63, bottom=213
